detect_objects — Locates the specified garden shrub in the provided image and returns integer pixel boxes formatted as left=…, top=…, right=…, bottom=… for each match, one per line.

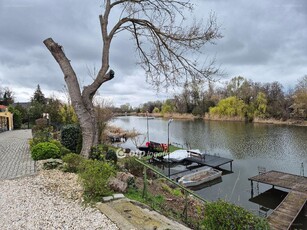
left=161, top=184, right=183, bottom=197
left=29, top=136, right=71, bottom=157
left=201, top=200, right=270, bottom=230
left=62, top=153, right=85, bottom=173
left=49, top=139, right=71, bottom=156
left=30, top=126, right=53, bottom=148
left=31, top=142, right=61, bottom=161
left=78, top=159, right=116, bottom=201
left=59, top=145, right=72, bottom=156
left=89, top=145, right=107, bottom=161
left=33, top=118, right=48, bottom=130
left=122, top=157, right=144, bottom=177
left=61, top=124, right=81, bottom=153
left=106, top=149, right=117, bottom=165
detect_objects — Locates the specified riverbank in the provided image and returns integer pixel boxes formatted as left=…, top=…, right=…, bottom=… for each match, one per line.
left=253, top=117, right=307, bottom=126
left=132, top=112, right=307, bottom=126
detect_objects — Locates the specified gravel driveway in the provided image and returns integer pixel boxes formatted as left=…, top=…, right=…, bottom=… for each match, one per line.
left=0, top=130, right=118, bottom=230
left=0, top=173, right=118, bottom=230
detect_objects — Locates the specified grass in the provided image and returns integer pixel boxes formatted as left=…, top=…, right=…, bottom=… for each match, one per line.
left=125, top=188, right=165, bottom=211
left=161, top=184, right=183, bottom=197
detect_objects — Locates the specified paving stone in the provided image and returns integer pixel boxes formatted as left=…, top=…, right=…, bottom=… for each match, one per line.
left=113, top=194, right=125, bottom=199
left=0, top=130, right=36, bottom=180
left=103, top=196, right=114, bottom=202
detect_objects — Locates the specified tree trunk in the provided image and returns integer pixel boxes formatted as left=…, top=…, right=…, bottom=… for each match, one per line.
left=44, top=38, right=97, bottom=158
left=79, top=111, right=97, bottom=158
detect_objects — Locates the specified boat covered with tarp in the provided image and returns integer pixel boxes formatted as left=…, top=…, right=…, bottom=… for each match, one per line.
left=178, top=166, right=222, bottom=187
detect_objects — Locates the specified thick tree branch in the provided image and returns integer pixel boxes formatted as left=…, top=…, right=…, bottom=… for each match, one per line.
left=43, top=38, right=83, bottom=102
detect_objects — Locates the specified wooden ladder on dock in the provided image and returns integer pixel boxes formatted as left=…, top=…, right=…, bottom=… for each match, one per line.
left=267, top=191, right=307, bottom=230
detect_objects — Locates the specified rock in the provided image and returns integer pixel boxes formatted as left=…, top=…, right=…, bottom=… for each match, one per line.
left=36, top=159, right=63, bottom=171
left=108, top=177, right=127, bottom=193
left=116, top=172, right=134, bottom=183
left=109, top=172, right=135, bottom=193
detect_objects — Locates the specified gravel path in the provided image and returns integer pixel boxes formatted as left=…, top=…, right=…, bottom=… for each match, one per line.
left=0, top=130, right=118, bottom=229
left=0, top=174, right=118, bottom=230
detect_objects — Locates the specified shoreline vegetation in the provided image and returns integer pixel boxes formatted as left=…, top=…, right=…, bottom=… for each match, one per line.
left=115, top=112, right=307, bottom=127
left=27, top=120, right=270, bottom=229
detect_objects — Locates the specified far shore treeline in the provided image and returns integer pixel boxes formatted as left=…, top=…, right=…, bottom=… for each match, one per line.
left=0, top=75, right=306, bottom=130
left=115, top=76, right=307, bottom=122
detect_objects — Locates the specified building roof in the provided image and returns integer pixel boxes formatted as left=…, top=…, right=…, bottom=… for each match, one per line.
left=12, top=102, right=31, bottom=109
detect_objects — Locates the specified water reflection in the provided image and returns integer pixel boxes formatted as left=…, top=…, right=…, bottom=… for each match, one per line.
left=112, top=116, right=307, bottom=223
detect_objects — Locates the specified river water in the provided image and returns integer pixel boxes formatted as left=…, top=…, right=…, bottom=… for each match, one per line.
left=112, top=116, right=307, bottom=225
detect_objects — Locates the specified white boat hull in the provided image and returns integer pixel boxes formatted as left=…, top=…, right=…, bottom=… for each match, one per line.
left=178, top=167, right=222, bottom=187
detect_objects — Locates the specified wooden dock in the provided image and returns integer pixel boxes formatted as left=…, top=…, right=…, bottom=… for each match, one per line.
left=185, top=153, right=233, bottom=171
left=248, top=171, right=307, bottom=230
left=267, top=191, right=307, bottom=230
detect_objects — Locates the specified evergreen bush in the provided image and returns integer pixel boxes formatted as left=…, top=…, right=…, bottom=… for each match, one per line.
left=31, top=142, right=61, bottom=161
left=106, top=149, right=117, bottom=165
left=61, top=124, right=81, bottom=153
left=89, top=145, right=107, bottom=161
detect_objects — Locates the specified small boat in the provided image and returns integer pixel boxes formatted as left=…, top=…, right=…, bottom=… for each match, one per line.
left=163, top=149, right=201, bottom=163
left=138, top=141, right=168, bottom=154
left=178, top=167, right=222, bottom=187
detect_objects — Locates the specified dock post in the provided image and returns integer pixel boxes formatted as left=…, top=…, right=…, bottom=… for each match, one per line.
left=230, top=161, right=233, bottom=172
left=142, top=166, right=148, bottom=199
left=182, top=190, right=188, bottom=223
left=251, top=181, right=254, bottom=198
left=304, top=203, right=307, bottom=217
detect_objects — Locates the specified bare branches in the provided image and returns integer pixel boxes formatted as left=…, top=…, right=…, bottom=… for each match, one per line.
left=85, top=0, right=221, bottom=98
left=106, top=0, right=222, bottom=89
left=43, top=38, right=82, bottom=98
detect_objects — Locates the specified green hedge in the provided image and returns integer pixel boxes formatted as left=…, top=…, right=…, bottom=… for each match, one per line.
left=31, top=142, right=61, bottom=161
left=61, top=124, right=82, bottom=153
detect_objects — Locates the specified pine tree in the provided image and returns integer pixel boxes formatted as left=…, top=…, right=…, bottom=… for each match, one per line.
left=31, top=85, right=46, bottom=104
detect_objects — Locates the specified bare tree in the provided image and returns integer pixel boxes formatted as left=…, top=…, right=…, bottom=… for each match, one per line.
left=129, top=129, right=146, bottom=148
left=44, top=0, right=221, bottom=158
left=94, top=97, right=114, bottom=143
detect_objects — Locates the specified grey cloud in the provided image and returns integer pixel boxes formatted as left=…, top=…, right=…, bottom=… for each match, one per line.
left=1, top=0, right=307, bottom=105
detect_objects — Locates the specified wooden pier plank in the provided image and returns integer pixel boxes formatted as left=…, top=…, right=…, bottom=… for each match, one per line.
left=249, top=171, right=307, bottom=230
left=186, top=153, right=233, bottom=168
left=248, top=170, right=307, bottom=193
left=267, top=191, right=307, bottom=230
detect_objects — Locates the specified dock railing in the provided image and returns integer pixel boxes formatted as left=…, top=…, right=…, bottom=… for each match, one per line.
left=134, top=158, right=208, bottom=227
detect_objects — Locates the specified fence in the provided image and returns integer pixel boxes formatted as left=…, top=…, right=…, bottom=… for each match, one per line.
left=134, top=158, right=208, bottom=227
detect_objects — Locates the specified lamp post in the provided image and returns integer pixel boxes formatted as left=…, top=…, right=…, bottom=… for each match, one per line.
left=146, top=111, right=149, bottom=142
left=167, top=118, right=173, bottom=178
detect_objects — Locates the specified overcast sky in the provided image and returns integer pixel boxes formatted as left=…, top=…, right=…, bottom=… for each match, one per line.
left=0, top=0, right=306, bottom=106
